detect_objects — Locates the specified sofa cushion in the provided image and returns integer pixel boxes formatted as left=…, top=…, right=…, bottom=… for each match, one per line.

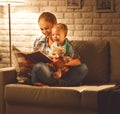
left=71, top=40, right=110, bottom=85
left=80, top=84, right=115, bottom=109
left=5, top=84, right=115, bottom=110
left=5, top=84, right=84, bottom=107
left=109, top=39, right=120, bottom=83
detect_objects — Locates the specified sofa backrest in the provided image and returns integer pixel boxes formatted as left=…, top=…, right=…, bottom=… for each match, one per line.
left=109, top=38, right=120, bottom=83
left=71, top=39, right=120, bottom=85
left=71, top=40, right=110, bottom=85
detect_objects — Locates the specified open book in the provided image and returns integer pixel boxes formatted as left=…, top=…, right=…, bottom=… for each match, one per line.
left=19, top=51, right=52, bottom=64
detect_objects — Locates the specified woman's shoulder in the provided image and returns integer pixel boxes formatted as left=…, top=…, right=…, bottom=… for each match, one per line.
left=33, top=35, right=47, bottom=51
left=35, top=35, right=46, bottom=41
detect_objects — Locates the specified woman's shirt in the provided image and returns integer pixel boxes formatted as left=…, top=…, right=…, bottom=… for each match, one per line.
left=33, top=35, right=50, bottom=55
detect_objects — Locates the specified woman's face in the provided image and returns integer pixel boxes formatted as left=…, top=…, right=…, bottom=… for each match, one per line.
left=39, top=19, right=53, bottom=39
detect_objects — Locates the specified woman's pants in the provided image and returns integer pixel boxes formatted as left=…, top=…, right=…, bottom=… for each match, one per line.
left=32, top=62, right=88, bottom=86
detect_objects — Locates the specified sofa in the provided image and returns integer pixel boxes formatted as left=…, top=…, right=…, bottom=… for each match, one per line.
left=0, top=39, right=120, bottom=114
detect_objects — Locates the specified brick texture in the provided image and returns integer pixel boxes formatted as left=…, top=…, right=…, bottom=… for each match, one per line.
left=0, top=0, right=120, bottom=67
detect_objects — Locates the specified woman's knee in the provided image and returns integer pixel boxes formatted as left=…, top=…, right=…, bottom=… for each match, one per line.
left=33, top=62, right=44, bottom=71
left=80, top=64, right=88, bottom=72
left=79, top=63, right=88, bottom=78
left=32, top=62, right=47, bottom=83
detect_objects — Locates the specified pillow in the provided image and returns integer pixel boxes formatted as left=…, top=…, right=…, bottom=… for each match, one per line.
left=109, top=39, right=120, bottom=83
left=12, top=46, right=33, bottom=84
left=71, top=40, right=110, bottom=85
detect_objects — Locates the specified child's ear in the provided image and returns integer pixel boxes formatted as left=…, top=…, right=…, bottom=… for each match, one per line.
left=65, top=34, right=67, bottom=37
left=64, top=31, right=67, bottom=37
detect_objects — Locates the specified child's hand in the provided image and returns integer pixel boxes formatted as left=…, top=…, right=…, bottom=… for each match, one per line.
left=52, top=58, right=65, bottom=68
left=48, top=62, right=54, bottom=68
left=62, top=67, right=69, bottom=72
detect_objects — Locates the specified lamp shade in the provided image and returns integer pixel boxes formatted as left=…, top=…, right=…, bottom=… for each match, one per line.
left=0, top=0, right=24, bottom=5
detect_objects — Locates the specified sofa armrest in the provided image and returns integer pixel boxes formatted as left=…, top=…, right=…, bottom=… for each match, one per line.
left=0, top=67, right=17, bottom=114
left=0, top=67, right=17, bottom=84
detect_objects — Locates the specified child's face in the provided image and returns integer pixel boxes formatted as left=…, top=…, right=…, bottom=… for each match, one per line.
left=39, top=19, right=53, bottom=39
left=52, top=28, right=66, bottom=46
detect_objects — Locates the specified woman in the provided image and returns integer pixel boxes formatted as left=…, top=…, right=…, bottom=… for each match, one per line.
left=32, top=12, right=88, bottom=86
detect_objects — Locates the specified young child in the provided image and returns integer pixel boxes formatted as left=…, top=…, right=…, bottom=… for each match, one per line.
left=49, top=23, right=81, bottom=79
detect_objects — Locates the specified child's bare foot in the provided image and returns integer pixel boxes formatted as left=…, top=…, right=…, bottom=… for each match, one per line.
left=53, top=71, right=62, bottom=79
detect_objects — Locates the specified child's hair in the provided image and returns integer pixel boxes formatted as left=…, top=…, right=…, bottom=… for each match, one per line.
left=38, top=12, right=57, bottom=25
left=52, top=23, right=68, bottom=35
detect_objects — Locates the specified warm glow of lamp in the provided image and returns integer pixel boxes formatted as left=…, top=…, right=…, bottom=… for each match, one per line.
left=0, top=0, right=24, bottom=67
left=0, top=0, right=24, bottom=5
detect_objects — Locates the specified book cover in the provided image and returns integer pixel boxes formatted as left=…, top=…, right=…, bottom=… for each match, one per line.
left=20, top=51, right=52, bottom=64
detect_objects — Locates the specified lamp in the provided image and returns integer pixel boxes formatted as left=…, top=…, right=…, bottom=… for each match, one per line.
left=0, top=0, right=24, bottom=67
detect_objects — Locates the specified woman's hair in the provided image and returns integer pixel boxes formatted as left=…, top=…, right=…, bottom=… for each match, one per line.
left=38, top=12, right=57, bottom=25
left=53, top=23, right=68, bottom=35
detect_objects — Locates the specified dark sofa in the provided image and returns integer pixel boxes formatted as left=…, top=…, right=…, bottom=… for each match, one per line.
left=0, top=39, right=120, bottom=114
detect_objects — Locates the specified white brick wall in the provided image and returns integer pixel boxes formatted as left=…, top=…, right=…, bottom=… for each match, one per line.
left=0, top=0, right=120, bottom=67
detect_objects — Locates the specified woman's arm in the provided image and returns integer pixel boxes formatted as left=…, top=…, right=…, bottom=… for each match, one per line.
left=52, top=57, right=81, bottom=68
left=65, top=58, right=81, bottom=67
